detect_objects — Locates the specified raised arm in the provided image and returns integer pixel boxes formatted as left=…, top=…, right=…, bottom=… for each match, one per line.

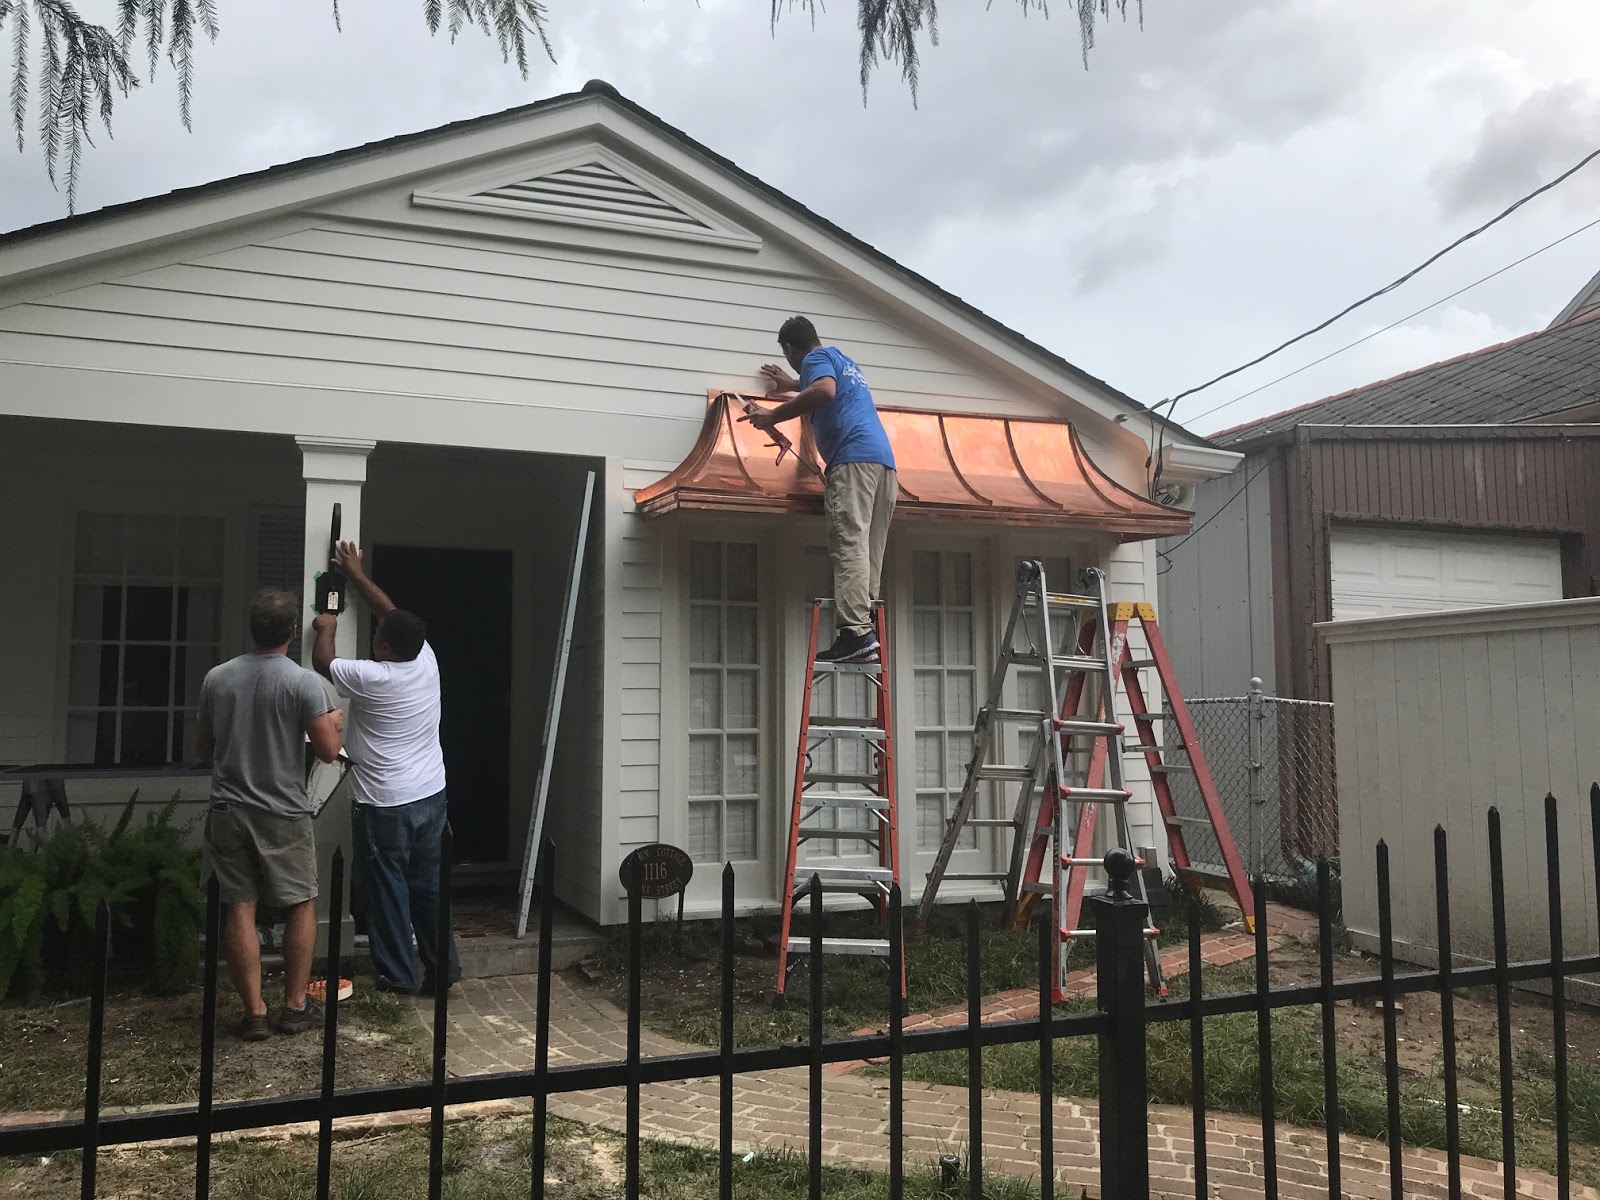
left=334, top=540, right=396, bottom=619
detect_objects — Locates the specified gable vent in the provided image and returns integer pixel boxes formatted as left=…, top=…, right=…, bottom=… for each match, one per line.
left=481, top=163, right=711, bottom=232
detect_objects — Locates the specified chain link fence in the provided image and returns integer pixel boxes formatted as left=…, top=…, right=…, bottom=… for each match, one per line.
left=1162, top=689, right=1338, bottom=887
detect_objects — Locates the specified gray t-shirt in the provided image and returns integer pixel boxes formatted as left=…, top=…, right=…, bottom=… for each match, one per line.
left=198, top=652, right=335, bottom=817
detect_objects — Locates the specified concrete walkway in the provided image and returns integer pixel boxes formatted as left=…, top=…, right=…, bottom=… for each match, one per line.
left=426, top=953, right=1589, bottom=1200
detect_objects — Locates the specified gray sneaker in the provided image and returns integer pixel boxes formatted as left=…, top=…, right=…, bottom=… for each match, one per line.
left=274, top=998, right=324, bottom=1035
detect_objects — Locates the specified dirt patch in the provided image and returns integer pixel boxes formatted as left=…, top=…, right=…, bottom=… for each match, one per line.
left=0, top=979, right=427, bottom=1115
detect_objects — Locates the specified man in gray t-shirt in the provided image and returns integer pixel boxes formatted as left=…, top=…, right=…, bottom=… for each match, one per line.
left=196, top=588, right=342, bottom=1042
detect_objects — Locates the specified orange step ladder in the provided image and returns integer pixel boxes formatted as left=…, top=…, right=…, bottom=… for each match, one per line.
left=773, top=601, right=905, bottom=1008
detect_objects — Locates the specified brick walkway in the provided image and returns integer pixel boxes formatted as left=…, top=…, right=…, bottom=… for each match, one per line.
left=423, top=956, right=1591, bottom=1200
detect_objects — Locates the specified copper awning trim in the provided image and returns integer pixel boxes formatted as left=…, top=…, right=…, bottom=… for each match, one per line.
left=632, top=391, right=1191, bottom=539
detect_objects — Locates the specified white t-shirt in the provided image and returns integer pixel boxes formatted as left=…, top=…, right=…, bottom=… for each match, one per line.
left=328, top=642, right=448, bottom=807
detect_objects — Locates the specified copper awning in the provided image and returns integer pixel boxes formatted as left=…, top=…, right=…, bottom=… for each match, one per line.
left=633, top=391, right=1192, bottom=539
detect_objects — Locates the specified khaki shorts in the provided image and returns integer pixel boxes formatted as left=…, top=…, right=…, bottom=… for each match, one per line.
left=202, top=804, right=319, bottom=908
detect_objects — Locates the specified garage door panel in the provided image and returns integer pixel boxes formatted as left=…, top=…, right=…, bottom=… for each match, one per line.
left=1330, top=527, right=1562, bottom=621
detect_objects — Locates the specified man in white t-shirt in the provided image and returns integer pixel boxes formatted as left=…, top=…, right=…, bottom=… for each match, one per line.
left=311, top=541, right=461, bottom=996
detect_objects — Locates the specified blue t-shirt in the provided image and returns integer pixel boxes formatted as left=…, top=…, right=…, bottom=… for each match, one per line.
left=800, top=347, right=896, bottom=470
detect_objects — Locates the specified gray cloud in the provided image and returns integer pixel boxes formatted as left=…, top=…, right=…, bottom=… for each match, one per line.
left=1431, top=81, right=1600, bottom=216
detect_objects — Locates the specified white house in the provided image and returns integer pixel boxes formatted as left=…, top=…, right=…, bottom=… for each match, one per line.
left=0, top=81, right=1240, bottom=926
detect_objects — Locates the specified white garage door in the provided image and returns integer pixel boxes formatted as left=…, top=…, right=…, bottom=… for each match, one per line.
left=1329, top=527, right=1563, bottom=620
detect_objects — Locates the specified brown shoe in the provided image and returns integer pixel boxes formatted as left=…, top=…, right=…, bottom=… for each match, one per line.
left=274, top=998, right=324, bottom=1035
left=235, top=1012, right=271, bottom=1042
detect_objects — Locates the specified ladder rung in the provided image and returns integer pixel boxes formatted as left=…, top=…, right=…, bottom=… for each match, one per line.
left=1056, top=719, right=1123, bottom=736
left=1062, top=927, right=1160, bottom=940
left=1124, top=658, right=1157, bottom=670
left=810, top=715, right=879, bottom=728
left=1062, top=856, right=1117, bottom=866
left=1057, top=787, right=1132, bottom=803
left=799, top=827, right=880, bottom=841
left=802, top=793, right=890, bottom=808
left=809, top=726, right=886, bottom=741
left=1041, top=592, right=1097, bottom=608
left=797, top=866, right=894, bottom=890
left=1127, top=744, right=1163, bottom=753
left=1021, top=882, right=1053, bottom=894
left=785, top=937, right=890, bottom=957
left=941, top=872, right=1010, bottom=881
left=812, top=660, right=881, bottom=676
left=805, top=772, right=882, bottom=786
left=1052, top=655, right=1109, bottom=672
left=1165, top=814, right=1212, bottom=827
left=1174, top=865, right=1234, bottom=887
left=975, top=765, right=1037, bottom=782
left=1151, top=763, right=1193, bottom=773
left=965, top=819, right=1020, bottom=828
left=990, top=707, right=1053, bottom=723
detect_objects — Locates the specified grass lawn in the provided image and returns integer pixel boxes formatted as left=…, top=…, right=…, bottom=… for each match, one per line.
left=888, top=949, right=1600, bottom=1189
left=0, top=1115, right=1045, bottom=1200
left=581, top=893, right=1230, bottom=1047
left=0, top=982, right=427, bottom=1114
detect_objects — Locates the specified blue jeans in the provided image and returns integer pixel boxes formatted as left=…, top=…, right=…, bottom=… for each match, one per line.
left=356, top=790, right=461, bottom=990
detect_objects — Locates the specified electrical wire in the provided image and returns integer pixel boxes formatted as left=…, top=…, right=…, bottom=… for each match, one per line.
left=1154, top=454, right=1278, bottom=574
left=1187, top=214, right=1600, bottom=429
left=1156, top=142, right=1600, bottom=421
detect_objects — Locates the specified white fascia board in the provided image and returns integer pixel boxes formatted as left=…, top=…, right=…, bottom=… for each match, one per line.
left=1159, top=442, right=1245, bottom=484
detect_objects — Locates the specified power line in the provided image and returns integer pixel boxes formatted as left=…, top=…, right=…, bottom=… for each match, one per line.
left=1187, top=214, right=1600, bottom=428
left=1155, top=454, right=1278, bottom=573
left=1155, top=142, right=1600, bottom=421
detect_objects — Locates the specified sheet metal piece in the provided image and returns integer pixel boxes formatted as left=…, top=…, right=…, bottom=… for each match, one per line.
left=633, top=390, right=1191, bottom=539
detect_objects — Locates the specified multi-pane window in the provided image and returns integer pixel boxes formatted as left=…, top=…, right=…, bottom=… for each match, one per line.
left=911, top=550, right=980, bottom=850
left=67, top=514, right=225, bottom=767
left=687, top=541, right=761, bottom=864
left=801, top=547, right=876, bottom=862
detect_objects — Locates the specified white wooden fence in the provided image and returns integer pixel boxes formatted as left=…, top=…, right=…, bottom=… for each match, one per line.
left=1319, top=598, right=1600, bottom=969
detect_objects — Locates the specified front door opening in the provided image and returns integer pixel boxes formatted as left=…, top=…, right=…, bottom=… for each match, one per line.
left=372, top=545, right=514, bottom=865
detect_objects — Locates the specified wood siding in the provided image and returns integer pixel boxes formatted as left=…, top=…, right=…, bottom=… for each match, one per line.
left=1324, top=600, right=1600, bottom=967
left=1280, top=430, right=1600, bottom=702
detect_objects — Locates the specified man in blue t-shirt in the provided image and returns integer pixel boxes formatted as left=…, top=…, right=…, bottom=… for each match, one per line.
left=744, top=316, right=898, bottom=663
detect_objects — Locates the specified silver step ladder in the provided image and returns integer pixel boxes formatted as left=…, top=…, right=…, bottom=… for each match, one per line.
left=915, top=560, right=1166, bottom=997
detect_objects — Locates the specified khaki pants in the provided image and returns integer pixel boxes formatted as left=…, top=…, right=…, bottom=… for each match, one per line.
left=825, top=462, right=897, bottom=635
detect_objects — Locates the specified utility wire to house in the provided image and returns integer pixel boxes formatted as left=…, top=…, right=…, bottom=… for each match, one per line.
left=1187, top=213, right=1600, bottom=428
left=1156, top=142, right=1600, bottom=421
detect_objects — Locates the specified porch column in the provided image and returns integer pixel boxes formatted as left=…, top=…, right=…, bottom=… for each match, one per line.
left=296, top=436, right=375, bottom=956
left=296, top=437, right=375, bottom=668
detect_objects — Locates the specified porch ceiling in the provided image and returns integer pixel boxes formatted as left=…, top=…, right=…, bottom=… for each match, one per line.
left=633, top=391, right=1193, bottom=539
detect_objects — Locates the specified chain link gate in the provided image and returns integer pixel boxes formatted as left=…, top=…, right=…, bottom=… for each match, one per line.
left=1161, top=682, right=1337, bottom=884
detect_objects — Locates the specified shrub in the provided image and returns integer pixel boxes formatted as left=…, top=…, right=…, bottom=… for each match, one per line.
left=0, top=791, right=203, bottom=1001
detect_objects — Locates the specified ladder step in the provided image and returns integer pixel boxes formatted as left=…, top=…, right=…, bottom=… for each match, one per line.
left=805, top=772, right=883, bottom=786
left=1164, top=814, right=1212, bottom=827
left=1040, top=592, right=1098, bottom=608
left=990, top=707, right=1053, bottom=723
left=1127, top=744, right=1163, bottom=753
left=808, top=726, right=887, bottom=741
left=1125, top=658, right=1157, bottom=670
left=812, top=660, right=881, bottom=676
left=1052, top=655, right=1110, bottom=672
left=1150, top=763, right=1193, bottom=773
left=799, top=827, right=880, bottom=842
left=785, top=937, right=891, bottom=957
left=941, top=872, right=1010, bottom=881
left=810, top=715, right=880, bottom=728
left=1021, top=882, right=1053, bottom=894
left=975, top=765, right=1038, bottom=782
left=1062, top=856, right=1115, bottom=866
left=802, top=793, right=890, bottom=809
left=1174, top=865, right=1235, bottom=888
left=1062, top=927, right=1160, bottom=940
left=1056, top=719, right=1123, bottom=736
left=965, top=819, right=1020, bottom=828
left=796, top=866, right=894, bottom=892
left=1057, top=787, right=1132, bottom=803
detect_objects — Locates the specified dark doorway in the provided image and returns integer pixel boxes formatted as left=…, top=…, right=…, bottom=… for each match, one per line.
left=372, top=546, right=514, bottom=865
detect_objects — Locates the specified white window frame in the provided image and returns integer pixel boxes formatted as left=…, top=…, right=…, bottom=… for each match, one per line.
left=64, top=512, right=226, bottom=767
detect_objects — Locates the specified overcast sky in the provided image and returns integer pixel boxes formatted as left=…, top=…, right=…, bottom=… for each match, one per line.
left=4, top=0, right=1600, bottom=435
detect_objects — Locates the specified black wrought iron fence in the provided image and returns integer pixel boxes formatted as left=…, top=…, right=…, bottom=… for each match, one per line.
left=2, top=788, right=1597, bottom=1200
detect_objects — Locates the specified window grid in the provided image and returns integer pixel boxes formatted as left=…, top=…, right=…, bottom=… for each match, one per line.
left=66, top=513, right=225, bottom=767
left=687, top=541, right=761, bottom=865
left=911, top=549, right=982, bottom=852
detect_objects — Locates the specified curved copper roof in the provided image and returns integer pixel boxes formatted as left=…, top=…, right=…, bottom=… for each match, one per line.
left=634, top=392, right=1191, bottom=539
